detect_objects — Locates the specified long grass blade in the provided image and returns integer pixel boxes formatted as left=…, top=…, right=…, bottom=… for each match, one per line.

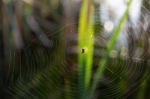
left=90, top=0, right=132, bottom=98
left=78, top=0, right=94, bottom=98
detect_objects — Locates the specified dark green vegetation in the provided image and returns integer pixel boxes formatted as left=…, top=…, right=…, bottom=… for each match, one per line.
left=0, top=0, right=150, bottom=99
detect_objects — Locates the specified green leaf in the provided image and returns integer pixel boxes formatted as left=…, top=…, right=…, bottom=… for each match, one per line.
left=78, top=0, right=94, bottom=98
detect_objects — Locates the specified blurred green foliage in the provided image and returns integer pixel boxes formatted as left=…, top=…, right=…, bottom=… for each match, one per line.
left=0, top=0, right=150, bottom=99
